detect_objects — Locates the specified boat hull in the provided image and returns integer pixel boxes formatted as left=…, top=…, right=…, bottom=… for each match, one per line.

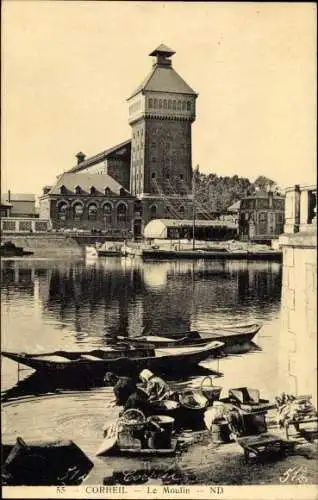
left=1, top=342, right=223, bottom=378
left=119, top=324, right=262, bottom=349
left=141, top=249, right=282, bottom=261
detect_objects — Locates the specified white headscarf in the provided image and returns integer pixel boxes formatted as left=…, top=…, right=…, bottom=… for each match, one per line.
left=139, top=369, right=154, bottom=383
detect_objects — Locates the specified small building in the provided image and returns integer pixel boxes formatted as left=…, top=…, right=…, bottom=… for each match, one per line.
left=1, top=192, right=37, bottom=218
left=238, top=190, right=285, bottom=243
left=143, top=218, right=238, bottom=240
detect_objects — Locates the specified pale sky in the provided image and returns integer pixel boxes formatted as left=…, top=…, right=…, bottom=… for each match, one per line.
left=1, top=1, right=316, bottom=200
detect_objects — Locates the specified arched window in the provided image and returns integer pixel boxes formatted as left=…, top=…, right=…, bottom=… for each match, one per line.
left=163, top=99, right=167, bottom=109
left=187, top=101, right=191, bottom=111
left=103, top=203, right=112, bottom=225
left=150, top=205, right=157, bottom=220
left=60, top=185, right=67, bottom=195
left=173, top=100, right=176, bottom=110
left=151, top=172, right=156, bottom=179
left=177, top=100, right=181, bottom=110
left=57, top=201, right=68, bottom=221
left=182, top=101, right=186, bottom=111
left=90, top=186, right=96, bottom=195
left=88, top=203, right=98, bottom=221
left=180, top=173, right=184, bottom=180
left=159, top=99, right=162, bottom=109
left=117, top=203, right=127, bottom=223
left=149, top=98, right=153, bottom=108
left=154, top=98, right=158, bottom=109
left=73, top=202, right=83, bottom=220
left=179, top=206, right=185, bottom=217
left=168, top=100, right=172, bottom=110
left=75, top=185, right=81, bottom=195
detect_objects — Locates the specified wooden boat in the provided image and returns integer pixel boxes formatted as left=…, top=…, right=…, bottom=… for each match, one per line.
left=1, top=341, right=224, bottom=377
left=0, top=241, right=33, bottom=257
left=116, top=323, right=262, bottom=349
left=86, top=242, right=122, bottom=258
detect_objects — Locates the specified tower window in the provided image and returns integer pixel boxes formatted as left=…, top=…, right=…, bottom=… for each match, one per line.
left=159, top=99, right=162, bottom=109
left=151, top=172, right=156, bottom=179
left=187, top=101, right=191, bottom=111
left=177, top=100, right=181, bottom=110
left=182, top=101, right=186, bottom=111
left=166, top=173, right=170, bottom=180
left=151, top=157, right=157, bottom=163
left=173, top=100, right=176, bottom=110
left=149, top=98, right=153, bottom=108
left=168, top=100, right=172, bottom=110
left=154, top=98, right=158, bottom=108
left=151, top=142, right=156, bottom=148
left=163, top=99, right=167, bottom=109
left=180, top=174, right=184, bottom=180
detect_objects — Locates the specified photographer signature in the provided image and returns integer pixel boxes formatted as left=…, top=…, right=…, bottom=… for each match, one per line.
left=279, top=466, right=308, bottom=484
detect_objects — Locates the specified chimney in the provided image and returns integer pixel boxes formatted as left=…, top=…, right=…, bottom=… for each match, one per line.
left=8, top=189, right=11, bottom=202
left=76, top=152, right=86, bottom=165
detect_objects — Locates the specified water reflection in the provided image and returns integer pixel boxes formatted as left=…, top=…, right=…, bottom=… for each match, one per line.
left=1, top=258, right=282, bottom=397
left=1, top=259, right=282, bottom=341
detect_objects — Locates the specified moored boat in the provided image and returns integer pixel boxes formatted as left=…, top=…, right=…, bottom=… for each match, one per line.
left=0, top=241, right=33, bottom=257
left=85, top=242, right=122, bottom=257
left=1, top=341, right=224, bottom=378
left=116, top=322, right=262, bottom=349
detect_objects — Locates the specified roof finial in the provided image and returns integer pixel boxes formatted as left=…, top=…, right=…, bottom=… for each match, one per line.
left=149, top=44, right=175, bottom=67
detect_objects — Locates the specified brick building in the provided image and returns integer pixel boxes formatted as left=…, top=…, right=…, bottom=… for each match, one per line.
left=40, top=44, right=198, bottom=237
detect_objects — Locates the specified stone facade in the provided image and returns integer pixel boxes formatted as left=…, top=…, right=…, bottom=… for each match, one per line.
left=278, top=184, right=317, bottom=406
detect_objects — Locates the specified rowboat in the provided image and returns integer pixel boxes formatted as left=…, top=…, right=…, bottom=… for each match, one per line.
left=1, top=341, right=224, bottom=377
left=116, top=323, right=262, bottom=349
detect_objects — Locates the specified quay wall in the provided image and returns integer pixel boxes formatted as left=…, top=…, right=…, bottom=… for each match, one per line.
left=0, top=234, right=87, bottom=258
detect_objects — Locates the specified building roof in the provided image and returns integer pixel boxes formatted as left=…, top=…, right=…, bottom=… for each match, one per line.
left=244, top=190, right=284, bottom=199
left=146, top=219, right=237, bottom=229
left=68, top=139, right=131, bottom=174
left=128, top=64, right=197, bottom=100
left=1, top=193, right=35, bottom=202
left=47, top=172, right=129, bottom=196
left=0, top=201, right=13, bottom=208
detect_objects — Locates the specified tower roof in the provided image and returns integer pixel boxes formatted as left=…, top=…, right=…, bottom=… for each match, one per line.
left=128, top=45, right=197, bottom=99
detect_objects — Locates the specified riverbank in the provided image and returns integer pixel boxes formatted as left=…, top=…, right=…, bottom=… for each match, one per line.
left=2, top=387, right=317, bottom=488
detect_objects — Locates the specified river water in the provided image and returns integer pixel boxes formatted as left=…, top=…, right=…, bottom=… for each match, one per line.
left=1, top=257, right=283, bottom=457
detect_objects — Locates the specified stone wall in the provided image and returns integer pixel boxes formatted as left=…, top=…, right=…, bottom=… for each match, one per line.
left=279, top=230, right=317, bottom=406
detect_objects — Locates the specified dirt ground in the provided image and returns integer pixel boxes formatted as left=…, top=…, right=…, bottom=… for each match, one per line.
left=83, top=426, right=318, bottom=486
